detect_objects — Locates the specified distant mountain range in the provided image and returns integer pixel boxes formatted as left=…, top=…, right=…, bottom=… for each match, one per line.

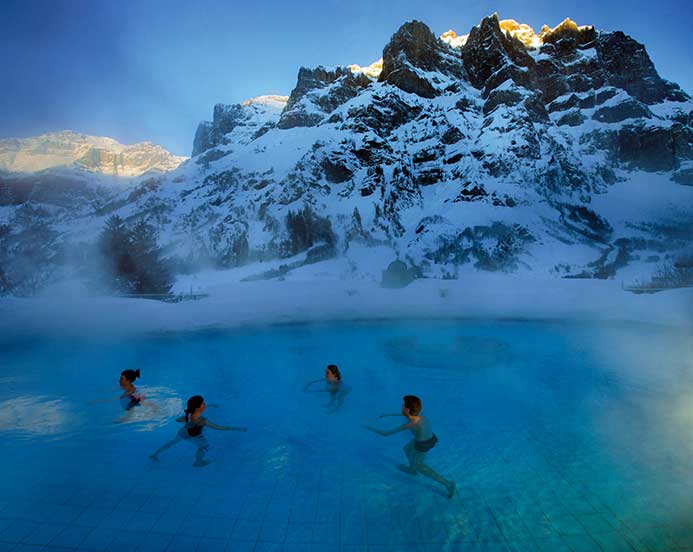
left=0, top=131, right=186, bottom=177
left=1, top=14, right=692, bottom=294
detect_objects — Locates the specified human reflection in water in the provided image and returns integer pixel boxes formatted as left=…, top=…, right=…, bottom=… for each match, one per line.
left=365, top=394, right=456, bottom=498
left=303, top=364, right=350, bottom=413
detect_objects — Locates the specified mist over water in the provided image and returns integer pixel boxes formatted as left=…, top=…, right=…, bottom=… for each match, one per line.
left=0, top=319, right=691, bottom=549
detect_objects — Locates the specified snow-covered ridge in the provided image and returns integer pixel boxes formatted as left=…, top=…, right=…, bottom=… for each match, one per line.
left=0, top=131, right=187, bottom=176
left=348, top=58, right=383, bottom=79
left=240, top=95, right=289, bottom=109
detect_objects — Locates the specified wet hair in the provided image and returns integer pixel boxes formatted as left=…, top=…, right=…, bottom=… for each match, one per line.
left=326, top=364, right=341, bottom=381
left=185, top=395, right=204, bottom=422
left=121, top=369, right=140, bottom=383
left=403, top=395, right=422, bottom=416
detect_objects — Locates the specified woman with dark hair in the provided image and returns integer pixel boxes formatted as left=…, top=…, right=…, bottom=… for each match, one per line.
left=119, top=369, right=145, bottom=410
left=91, top=369, right=147, bottom=411
left=149, top=395, right=246, bottom=467
left=303, top=364, right=350, bottom=412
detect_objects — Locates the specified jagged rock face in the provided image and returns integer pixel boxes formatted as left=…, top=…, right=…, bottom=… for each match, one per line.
left=540, top=19, right=596, bottom=46
left=381, top=21, right=441, bottom=75
left=192, top=96, right=288, bottom=155
left=462, top=14, right=533, bottom=91
left=277, top=67, right=371, bottom=129
left=595, top=31, right=676, bottom=104
left=2, top=14, right=693, bottom=293
left=193, top=104, right=248, bottom=155
left=379, top=20, right=466, bottom=98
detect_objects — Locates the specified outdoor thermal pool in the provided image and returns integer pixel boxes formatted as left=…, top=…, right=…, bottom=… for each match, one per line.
left=0, top=319, right=692, bottom=551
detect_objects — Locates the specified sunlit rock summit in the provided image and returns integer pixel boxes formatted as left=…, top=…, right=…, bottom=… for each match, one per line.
left=2, top=13, right=692, bottom=293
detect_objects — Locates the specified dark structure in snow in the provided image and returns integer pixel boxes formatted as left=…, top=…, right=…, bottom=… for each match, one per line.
left=382, top=260, right=417, bottom=288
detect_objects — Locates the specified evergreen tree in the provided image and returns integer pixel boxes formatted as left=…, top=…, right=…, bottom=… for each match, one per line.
left=285, top=205, right=335, bottom=256
left=128, top=221, right=173, bottom=294
left=0, top=180, right=14, bottom=206
left=0, top=265, right=9, bottom=294
left=98, top=215, right=134, bottom=292
left=97, top=216, right=173, bottom=295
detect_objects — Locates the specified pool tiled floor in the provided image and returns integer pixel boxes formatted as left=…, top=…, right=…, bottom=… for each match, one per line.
left=2, top=322, right=692, bottom=551
left=1, top=452, right=691, bottom=552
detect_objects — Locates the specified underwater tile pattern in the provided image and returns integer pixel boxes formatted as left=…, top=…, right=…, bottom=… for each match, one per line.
left=1, top=321, right=692, bottom=551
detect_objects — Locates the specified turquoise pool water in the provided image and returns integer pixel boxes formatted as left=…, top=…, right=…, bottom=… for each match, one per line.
left=0, top=320, right=692, bottom=551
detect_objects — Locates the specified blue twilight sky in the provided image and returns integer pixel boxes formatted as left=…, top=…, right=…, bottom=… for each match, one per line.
left=1, top=0, right=691, bottom=156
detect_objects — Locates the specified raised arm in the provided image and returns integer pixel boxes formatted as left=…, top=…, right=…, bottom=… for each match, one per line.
left=303, top=379, right=324, bottom=392
left=204, top=419, right=247, bottom=431
left=364, top=421, right=414, bottom=437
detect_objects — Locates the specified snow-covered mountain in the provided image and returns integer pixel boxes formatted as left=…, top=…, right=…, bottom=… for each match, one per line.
left=1, top=14, right=692, bottom=294
left=0, top=131, right=186, bottom=176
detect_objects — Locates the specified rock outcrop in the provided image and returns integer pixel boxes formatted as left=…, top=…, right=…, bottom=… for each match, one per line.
left=193, top=95, right=287, bottom=155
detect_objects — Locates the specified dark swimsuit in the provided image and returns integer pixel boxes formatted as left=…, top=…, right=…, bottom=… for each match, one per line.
left=184, top=419, right=204, bottom=437
left=414, top=433, right=438, bottom=452
left=122, top=390, right=143, bottom=410
left=187, top=424, right=203, bottom=437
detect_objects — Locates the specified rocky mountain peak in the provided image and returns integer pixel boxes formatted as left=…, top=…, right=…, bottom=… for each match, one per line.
left=193, top=96, right=287, bottom=156
left=241, top=95, right=288, bottom=109
left=380, top=20, right=441, bottom=75
left=277, top=66, right=370, bottom=129
left=378, top=20, right=467, bottom=98
left=539, top=18, right=595, bottom=46
left=461, top=12, right=530, bottom=89
left=595, top=31, right=687, bottom=104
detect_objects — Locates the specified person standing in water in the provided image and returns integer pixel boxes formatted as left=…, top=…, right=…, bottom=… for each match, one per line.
left=365, top=395, right=456, bottom=498
left=149, top=395, right=246, bottom=467
left=303, top=364, right=350, bottom=412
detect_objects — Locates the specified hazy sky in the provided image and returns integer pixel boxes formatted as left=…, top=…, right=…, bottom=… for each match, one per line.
left=2, top=0, right=691, bottom=155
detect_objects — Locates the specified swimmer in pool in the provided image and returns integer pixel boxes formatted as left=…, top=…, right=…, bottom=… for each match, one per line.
left=303, top=364, right=350, bottom=412
left=149, top=395, right=246, bottom=467
left=364, top=394, right=456, bottom=498
left=118, top=369, right=146, bottom=410
left=92, top=369, right=154, bottom=416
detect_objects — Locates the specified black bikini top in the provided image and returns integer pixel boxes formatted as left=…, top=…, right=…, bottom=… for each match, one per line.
left=186, top=418, right=204, bottom=437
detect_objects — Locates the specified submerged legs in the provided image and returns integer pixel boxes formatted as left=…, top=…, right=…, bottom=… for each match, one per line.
left=149, top=436, right=181, bottom=460
left=150, top=432, right=211, bottom=467
left=398, top=441, right=418, bottom=475
left=192, top=435, right=211, bottom=467
left=399, top=440, right=456, bottom=498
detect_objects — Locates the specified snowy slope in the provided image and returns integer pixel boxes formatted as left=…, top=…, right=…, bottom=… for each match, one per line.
left=1, top=14, right=692, bottom=295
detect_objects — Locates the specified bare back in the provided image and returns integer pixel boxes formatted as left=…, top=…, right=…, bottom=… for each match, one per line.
left=409, top=415, right=433, bottom=441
